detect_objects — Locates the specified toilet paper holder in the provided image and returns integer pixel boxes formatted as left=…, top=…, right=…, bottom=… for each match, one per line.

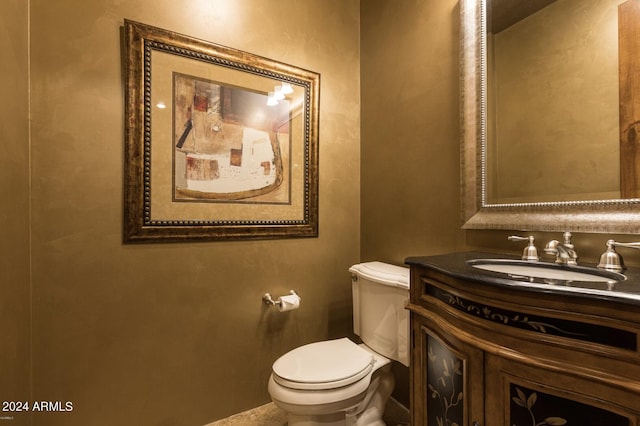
left=262, top=290, right=300, bottom=307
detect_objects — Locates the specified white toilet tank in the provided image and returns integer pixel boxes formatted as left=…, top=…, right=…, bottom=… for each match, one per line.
left=349, top=262, right=410, bottom=367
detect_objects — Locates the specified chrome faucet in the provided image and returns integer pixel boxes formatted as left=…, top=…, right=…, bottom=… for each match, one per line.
left=544, top=231, right=578, bottom=265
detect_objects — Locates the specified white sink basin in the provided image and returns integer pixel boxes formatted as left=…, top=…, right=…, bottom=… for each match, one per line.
left=468, top=259, right=625, bottom=283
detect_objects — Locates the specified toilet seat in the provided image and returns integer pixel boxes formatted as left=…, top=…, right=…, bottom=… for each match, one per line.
left=272, top=338, right=374, bottom=391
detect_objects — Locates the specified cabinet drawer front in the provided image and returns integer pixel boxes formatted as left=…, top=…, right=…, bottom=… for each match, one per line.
left=417, top=273, right=640, bottom=359
left=425, top=279, right=637, bottom=351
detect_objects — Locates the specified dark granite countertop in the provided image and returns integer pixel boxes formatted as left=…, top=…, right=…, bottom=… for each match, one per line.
left=406, top=251, right=640, bottom=307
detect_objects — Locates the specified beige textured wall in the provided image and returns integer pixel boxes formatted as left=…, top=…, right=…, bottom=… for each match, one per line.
left=0, top=1, right=31, bottom=425
left=361, top=0, right=465, bottom=265
left=25, top=0, right=360, bottom=425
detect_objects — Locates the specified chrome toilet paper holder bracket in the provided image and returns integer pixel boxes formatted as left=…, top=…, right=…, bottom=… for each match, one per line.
left=262, top=290, right=300, bottom=306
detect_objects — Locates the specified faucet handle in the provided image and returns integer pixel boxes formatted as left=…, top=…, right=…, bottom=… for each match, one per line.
left=508, top=235, right=539, bottom=261
left=562, top=231, right=574, bottom=248
left=597, top=239, right=640, bottom=271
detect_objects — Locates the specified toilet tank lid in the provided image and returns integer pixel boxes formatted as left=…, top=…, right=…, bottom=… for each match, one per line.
left=349, top=261, right=409, bottom=289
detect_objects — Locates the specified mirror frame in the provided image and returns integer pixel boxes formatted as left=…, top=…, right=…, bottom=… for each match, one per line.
left=460, top=0, right=640, bottom=233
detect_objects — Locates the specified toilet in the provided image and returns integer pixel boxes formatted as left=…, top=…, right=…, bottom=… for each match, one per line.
left=268, top=261, right=410, bottom=426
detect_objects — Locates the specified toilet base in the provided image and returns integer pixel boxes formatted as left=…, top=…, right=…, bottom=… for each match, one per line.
left=274, top=365, right=394, bottom=426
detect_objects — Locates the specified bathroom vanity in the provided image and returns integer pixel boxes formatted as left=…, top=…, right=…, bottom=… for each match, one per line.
left=406, top=252, right=640, bottom=425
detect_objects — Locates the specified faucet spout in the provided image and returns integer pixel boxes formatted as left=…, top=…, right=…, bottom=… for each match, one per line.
left=544, top=232, right=578, bottom=265
left=557, top=243, right=578, bottom=261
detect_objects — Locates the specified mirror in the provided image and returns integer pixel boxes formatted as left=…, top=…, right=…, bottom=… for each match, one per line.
left=460, top=0, right=640, bottom=233
left=488, top=0, right=620, bottom=204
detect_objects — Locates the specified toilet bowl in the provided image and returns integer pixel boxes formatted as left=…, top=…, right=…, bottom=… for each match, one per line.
left=267, top=262, right=410, bottom=426
left=268, top=339, right=394, bottom=426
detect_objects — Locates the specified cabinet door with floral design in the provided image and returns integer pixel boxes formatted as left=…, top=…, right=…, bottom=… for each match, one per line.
left=485, top=354, right=639, bottom=426
left=412, top=314, right=484, bottom=426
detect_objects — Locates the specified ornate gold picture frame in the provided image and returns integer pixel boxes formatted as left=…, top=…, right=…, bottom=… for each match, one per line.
left=123, top=20, right=320, bottom=242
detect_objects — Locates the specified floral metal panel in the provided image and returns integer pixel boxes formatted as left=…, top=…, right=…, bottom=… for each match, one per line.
left=510, top=384, right=630, bottom=426
left=427, top=334, right=464, bottom=426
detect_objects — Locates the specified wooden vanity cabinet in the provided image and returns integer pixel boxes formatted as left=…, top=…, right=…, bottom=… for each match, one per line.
left=407, top=260, right=640, bottom=426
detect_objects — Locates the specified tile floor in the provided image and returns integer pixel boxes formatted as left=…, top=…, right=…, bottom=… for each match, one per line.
left=206, top=398, right=410, bottom=426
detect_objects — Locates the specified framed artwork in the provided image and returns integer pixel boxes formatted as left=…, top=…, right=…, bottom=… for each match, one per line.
left=123, top=20, right=320, bottom=242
